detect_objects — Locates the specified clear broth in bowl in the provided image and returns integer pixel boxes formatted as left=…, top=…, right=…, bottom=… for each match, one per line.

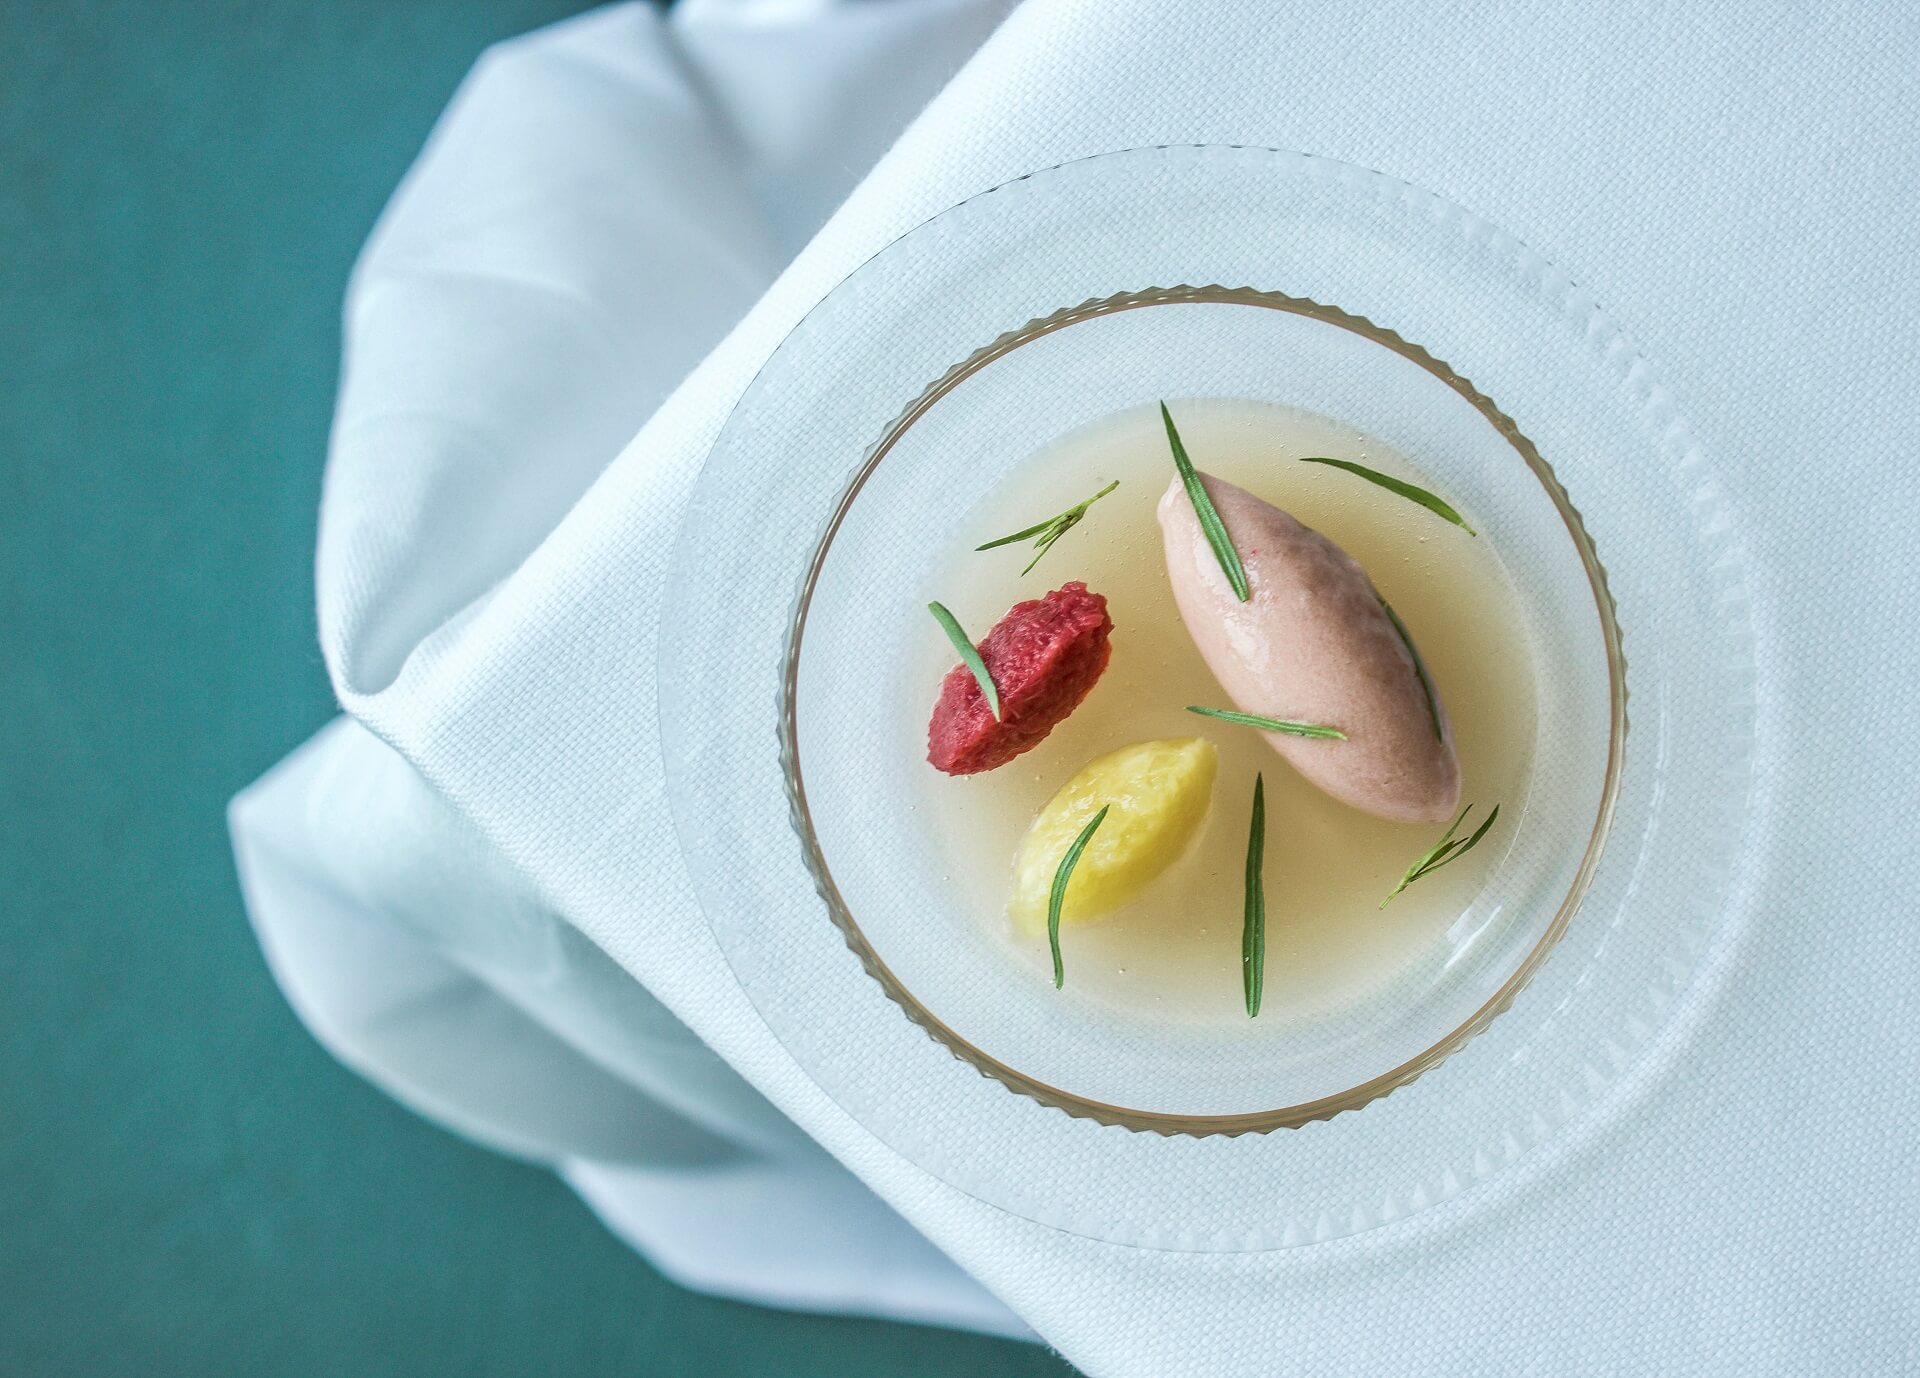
left=913, top=397, right=1539, bottom=1025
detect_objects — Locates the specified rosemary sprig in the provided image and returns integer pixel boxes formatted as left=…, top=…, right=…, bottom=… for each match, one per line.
left=1298, top=456, right=1477, bottom=535
left=976, top=480, right=1119, bottom=575
left=1186, top=705, right=1346, bottom=740
left=927, top=601, right=1000, bottom=721
left=1048, top=805, right=1110, bottom=989
left=1377, top=596, right=1442, bottom=741
left=1161, top=402, right=1250, bottom=601
left=1242, top=774, right=1266, bottom=1018
left=1380, top=803, right=1501, bottom=908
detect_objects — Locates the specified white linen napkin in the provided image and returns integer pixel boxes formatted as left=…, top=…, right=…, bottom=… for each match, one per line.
left=234, top=1, right=1920, bottom=1373
left=232, top=0, right=1025, bottom=1337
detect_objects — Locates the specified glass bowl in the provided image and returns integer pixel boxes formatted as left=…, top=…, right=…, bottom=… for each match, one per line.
left=786, top=286, right=1621, bottom=1129
left=659, top=146, right=1756, bottom=1247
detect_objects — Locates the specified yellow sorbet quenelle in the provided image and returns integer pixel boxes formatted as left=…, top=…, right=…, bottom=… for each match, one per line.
left=1010, top=737, right=1219, bottom=936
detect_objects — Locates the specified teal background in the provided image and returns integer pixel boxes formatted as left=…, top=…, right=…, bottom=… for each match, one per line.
left=0, top=4, right=1073, bottom=1373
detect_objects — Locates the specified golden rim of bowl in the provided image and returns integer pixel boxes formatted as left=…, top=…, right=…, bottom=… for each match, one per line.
left=780, top=285, right=1627, bottom=1136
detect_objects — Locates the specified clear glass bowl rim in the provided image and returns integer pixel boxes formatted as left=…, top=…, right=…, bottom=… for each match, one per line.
left=778, top=281, right=1629, bottom=1135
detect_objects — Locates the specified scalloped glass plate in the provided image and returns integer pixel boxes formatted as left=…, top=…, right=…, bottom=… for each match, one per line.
left=659, top=147, right=1760, bottom=1248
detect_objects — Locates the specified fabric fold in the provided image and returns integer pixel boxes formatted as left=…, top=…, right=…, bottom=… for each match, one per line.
left=236, top=0, right=1023, bottom=1338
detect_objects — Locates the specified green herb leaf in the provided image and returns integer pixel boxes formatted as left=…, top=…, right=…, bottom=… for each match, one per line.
left=1186, top=705, right=1347, bottom=740
left=1298, top=456, right=1477, bottom=535
left=976, top=480, right=1119, bottom=575
left=1048, top=805, right=1110, bottom=989
left=1381, top=803, right=1501, bottom=908
left=1161, top=402, right=1251, bottom=601
left=1455, top=805, right=1500, bottom=853
left=1242, top=774, right=1267, bottom=1018
left=1377, top=596, right=1442, bottom=741
left=927, top=601, right=1000, bottom=721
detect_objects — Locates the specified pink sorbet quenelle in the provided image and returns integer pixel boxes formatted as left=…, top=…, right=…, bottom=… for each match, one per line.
left=1157, top=472, right=1461, bottom=823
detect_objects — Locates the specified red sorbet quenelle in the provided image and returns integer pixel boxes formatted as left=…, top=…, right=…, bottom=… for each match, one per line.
left=927, top=582, right=1113, bottom=775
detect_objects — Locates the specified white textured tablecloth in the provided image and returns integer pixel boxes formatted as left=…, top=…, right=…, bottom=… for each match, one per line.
left=232, top=1, right=1920, bottom=1372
